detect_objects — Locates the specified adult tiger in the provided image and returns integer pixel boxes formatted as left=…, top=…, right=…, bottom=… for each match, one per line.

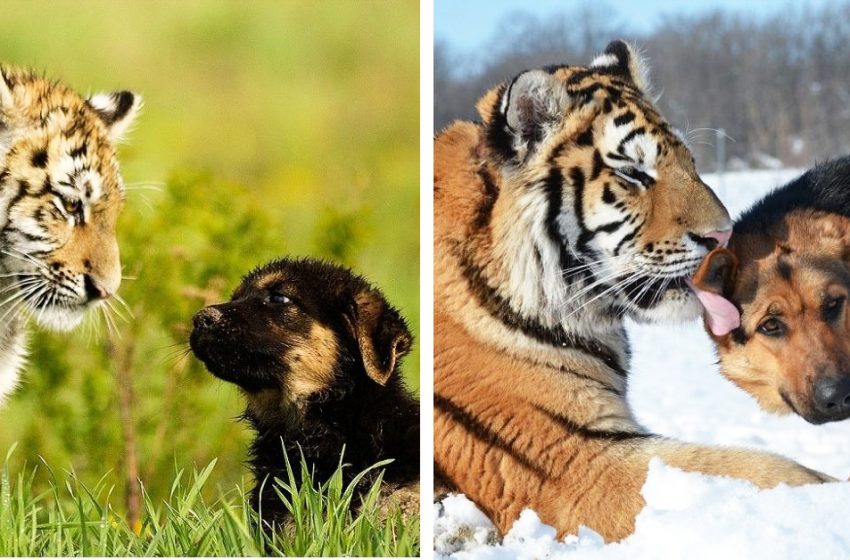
left=0, top=66, right=140, bottom=402
left=433, top=40, right=833, bottom=542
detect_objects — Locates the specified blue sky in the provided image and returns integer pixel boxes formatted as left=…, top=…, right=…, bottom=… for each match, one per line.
left=436, top=0, right=833, bottom=54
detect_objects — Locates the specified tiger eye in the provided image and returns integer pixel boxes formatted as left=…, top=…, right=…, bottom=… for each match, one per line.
left=63, top=199, right=81, bottom=215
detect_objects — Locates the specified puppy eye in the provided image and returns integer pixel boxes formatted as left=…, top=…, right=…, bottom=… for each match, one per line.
left=824, top=295, right=845, bottom=321
left=267, top=293, right=291, bottom=305
left=757, top=317, right=785, bottom=337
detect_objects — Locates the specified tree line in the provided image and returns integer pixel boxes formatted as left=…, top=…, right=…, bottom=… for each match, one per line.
left=435, top=2, right=850, bottom=171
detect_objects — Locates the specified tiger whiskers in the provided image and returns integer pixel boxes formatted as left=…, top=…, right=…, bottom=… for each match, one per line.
left=0, top=280, right=49, bottom=325
left=99, top=304, right=119, bottom=338
left=561, top=264, right=639, bottom=311
left=111, top=293, right=134, bottom=319
left=564, top=270, right=646, bottom=320
left=124, top=181, right=164, bottom=212
left=0, top=249, right=49, bottom=273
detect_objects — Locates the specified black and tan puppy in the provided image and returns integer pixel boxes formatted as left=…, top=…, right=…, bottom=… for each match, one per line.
left=189, top=258, right=419, bottom=523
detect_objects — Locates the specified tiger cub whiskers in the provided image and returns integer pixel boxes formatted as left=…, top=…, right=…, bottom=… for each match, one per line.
left=0, top=65, right=140, bottom=403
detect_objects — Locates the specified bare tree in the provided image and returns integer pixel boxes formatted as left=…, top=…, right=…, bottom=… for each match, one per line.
left=435, top=1, right=850, bottom=171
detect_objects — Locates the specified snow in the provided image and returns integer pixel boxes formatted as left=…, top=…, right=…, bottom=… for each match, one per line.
left=435, top=168, right=850, bottom=559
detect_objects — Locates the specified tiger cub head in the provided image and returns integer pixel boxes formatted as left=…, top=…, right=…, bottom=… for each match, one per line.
left=0, top=67, right=140, bottom=331
left=478, top=40, right=731, bottom=323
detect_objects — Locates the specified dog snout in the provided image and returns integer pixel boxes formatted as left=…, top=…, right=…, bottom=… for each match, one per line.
left=812, top=375, right=850, bottom=421
left=193, top=306, right=223, bottom=330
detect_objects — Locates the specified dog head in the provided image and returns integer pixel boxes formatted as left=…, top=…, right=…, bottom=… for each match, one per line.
left=693, top=209, right=850, bottom=424
left=189, top=258, right=412, bottom=409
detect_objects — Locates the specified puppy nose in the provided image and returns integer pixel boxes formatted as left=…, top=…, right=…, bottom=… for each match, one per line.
left=813, top=375, right=850, bottom=420
left=193, top=307, right=223, bottom=330
left=84, top=274, right=111, bottom=301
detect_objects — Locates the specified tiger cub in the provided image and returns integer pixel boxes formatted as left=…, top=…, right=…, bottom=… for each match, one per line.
left=433, top=40, right=833, bottom=541
left=0, top=66, right=140, bottom=402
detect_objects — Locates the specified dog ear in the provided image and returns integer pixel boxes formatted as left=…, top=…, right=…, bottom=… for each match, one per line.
left=693, top=247, right=739, bottom=298
left=349, top=289, right=412, bottom=386
left=804, top=213, right=850, bottom=262
left=693, top=248, right=741, bottom=337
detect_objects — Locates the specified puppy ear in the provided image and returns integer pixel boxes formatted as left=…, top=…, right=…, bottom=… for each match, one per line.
left=500, top=69, right=571, bottom=160
left=349, top=289, right=412, bottom=386
left=693, top=247, right=739, bottom=299
left=86, top=90, right=142, bottom=142
left=590, top=40, right=652, bottom=95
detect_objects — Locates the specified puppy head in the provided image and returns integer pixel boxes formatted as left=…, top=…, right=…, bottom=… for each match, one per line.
left=189, top=258, right=412, bottom=406
left=693, top=210, right=850, bottom=423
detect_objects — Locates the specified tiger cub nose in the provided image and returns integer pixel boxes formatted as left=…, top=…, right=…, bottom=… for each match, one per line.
left=83, top=274, right=111, bottom=301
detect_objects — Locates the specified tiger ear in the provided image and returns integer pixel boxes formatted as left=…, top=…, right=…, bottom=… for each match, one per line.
left=87, top=91, right=142, bottom=142
left=500, top=69, right=571, bottom=160
left=347, top=289, right=412, bottom=386
left=0, top=71, right=14, bottom=155
left=590, top=40, right=652, bottom=94
left=0, top=70, right=12, bottom=110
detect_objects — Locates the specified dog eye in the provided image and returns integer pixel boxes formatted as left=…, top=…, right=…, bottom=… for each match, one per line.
left=824, top=296, right=845, bottom=321
left=757, top=317, right=785, bottom=337
left=267, top=293, right=291, bottom=305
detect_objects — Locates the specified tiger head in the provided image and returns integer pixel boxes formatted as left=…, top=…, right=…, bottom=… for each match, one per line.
left=0, top=67, right=140, bottom=331
left=478, top=40, right=731, bottom=323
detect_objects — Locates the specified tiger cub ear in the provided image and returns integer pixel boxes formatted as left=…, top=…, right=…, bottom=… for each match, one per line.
left=87, top=91, right=142, bottom=142
left=500, top=69, right=571, bottom=160
left=0, top=71, right=14, bottom=154
left=0, top=70, right=12, bottom=110
left=590, top=40, right=652, bottom=95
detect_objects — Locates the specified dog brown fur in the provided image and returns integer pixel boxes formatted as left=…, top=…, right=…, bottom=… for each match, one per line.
left=695, top=209, right=850, bottom=423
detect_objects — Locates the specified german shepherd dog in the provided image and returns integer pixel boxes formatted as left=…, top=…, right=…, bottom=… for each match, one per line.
left=693, top=157, right=850, bottom=424
left=189, top=258, right=420, bottom=522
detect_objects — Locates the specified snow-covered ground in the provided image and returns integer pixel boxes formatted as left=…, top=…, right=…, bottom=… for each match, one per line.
left=435, top=168, right=850, bottom=559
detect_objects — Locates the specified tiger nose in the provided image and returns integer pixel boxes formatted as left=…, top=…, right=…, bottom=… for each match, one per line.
left=83, top=274, right=112, bottom=301
left=706, top=229, right=733, bottom=248
left=690, top=228, right=733, bottom=250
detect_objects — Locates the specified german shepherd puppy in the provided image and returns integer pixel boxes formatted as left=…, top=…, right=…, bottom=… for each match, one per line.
left=693, top=157, right=850, bottom=424
left=189, top=258, right=420, bottom=522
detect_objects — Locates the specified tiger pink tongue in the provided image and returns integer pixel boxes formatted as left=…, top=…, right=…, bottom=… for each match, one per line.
left=687, top=280, right=741, bottom=336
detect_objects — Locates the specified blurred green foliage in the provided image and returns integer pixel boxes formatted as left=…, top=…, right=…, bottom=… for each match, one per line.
left=0, top=0, right=419, bottom=516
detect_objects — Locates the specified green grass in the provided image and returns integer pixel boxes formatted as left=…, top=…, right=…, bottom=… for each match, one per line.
left=0, top=446, right=419, bottom=557
left=0, top=0, right=419, bottom=540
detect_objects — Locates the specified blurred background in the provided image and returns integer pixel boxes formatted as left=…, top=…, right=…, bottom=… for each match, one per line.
left=435, top=0, right=850, bottom=173
left=0, top=0, right=418, bottom=522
